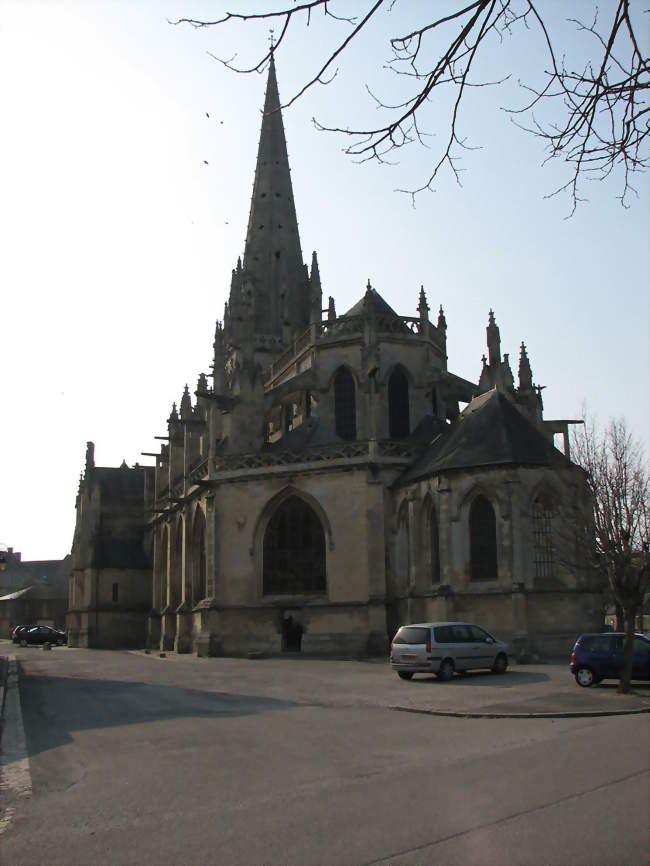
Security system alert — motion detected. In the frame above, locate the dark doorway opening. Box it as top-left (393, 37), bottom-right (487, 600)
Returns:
top-left (282, 614), bottom-right (303, 652)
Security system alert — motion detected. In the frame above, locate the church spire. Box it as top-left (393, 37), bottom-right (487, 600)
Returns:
top-left (242, 54), bottom-right (307, 342)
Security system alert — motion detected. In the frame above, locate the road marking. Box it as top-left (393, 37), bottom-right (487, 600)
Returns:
top-left (0, 657), bottom-right (32, 836)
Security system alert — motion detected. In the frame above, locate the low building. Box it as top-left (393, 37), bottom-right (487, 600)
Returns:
top-left (0, 546), bottom-right (70, 637)
top-left (66, 445), bottom-right (153, 648)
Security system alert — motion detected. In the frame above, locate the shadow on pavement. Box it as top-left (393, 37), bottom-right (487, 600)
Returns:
top-left (17, 670), bottom-right (306, 761)
top-left (407, 669), bottom-right (552, 688)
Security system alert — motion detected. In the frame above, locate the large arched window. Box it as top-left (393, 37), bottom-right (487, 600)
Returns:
top-left (191, 508), bottom-right (207, 605)
top-left (388, 367), bottom-right (410, 439)
top-left (263, 496), bottom-right (326, 595)
top-left (469, 495), bottom-right (498, 581)
top-left (429, 504), bottom-right (441, 584)
top-left (533, 495), bottom-right (554, 578)
top-left (334, 367), bottom-right (356, 440)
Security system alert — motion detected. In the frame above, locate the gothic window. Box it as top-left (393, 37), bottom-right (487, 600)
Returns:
top-left (160, 526), bottom-right (168, 611)
top-left (533, 496), bottom-right (554, 578)
top-left (170, 522), bottom-right (183, 607)
top-left (263, 496), bottom-right (326, 595)
top-left (469, 495), bottom-right (498, 581)
top-left (334, 368), bottom-right (356, 440)
top-left (192, 509), bottom-right (207, 605)
top-left (394, 501), bottom-right (410, 595)
top-left (429, 504), bottom-right (441, 583)
top-left (388, 367), bottom-right (410, 439)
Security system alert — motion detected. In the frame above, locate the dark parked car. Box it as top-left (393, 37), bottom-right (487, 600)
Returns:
top-left (12, 624), bottom-right (36, 643)
top-left (570, 632), bottom-right (650, 687)
top-left (18, 625), bottom-right (67, 647)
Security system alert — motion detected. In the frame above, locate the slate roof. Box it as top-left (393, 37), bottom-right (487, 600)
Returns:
top-left (343, 287), bottom-right (402, 319)
top-left (400, 389), bottom-right (569, 483)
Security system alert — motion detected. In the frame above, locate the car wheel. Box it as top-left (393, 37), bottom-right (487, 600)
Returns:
top-left (437, 659), bottom-right (455, 681)
top-left (492, 653), bottom-right (508, 674)
top-left (575, 666), bottom-right (596, 687)
top-left (398, 671), bottom-right (414, 681)
top-left (20, 639), bottom-right (27, 647)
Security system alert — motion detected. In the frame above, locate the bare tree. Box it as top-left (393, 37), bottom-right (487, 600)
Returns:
top-left (572, 415), bottom-right (649, 694)
top-left (175, 1), bottom-right (649, 213)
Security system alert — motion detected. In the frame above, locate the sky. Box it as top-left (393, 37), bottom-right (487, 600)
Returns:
top-left (1, 1), bottom-right (648, 561)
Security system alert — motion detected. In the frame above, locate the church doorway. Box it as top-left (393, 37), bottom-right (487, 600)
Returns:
top-left (281, 611), bottom-right (303, 652)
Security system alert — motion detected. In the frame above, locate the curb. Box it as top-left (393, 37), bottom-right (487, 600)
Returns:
top-left (390, 704), bottom-right (650, 720)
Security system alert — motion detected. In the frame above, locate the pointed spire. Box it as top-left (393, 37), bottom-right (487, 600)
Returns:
top-left (486, 308), bottom-right (501, 366)
top-left (437, 304), bottom-right (447, 332)
top-left (197, 372), bottom-right (208, 393)
top-left (310, 250), bottom-right (322, 324)
top-left (417, 285), bottom-right (429, 322)
top-left (180, 384), bottom-right (192, 420)
top-left (168, 402), bottom-right (179, 424)
top-left (518, 341), bottom-right (533, 390)
top-left (242, 54), bottom-right (307, 341)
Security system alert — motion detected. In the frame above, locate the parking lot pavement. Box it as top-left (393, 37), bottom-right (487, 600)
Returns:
top-left (2, 642), bottom-right (649, 720)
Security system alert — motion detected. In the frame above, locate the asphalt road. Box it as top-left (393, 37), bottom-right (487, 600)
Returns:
top-left (1, 646), bottom-right (649, 866)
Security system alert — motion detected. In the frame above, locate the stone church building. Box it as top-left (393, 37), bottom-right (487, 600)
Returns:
top-left (67, 57), bottom-right (602, 657)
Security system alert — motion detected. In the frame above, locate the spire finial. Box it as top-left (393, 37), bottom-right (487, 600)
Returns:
top-left (180, 385), bottom-right (193, 421)
top-left (486, 308), bottom-right (501, 366)
top-left (417, 285), bottom-right (429, 321)
top-left (269, 28), bottom-right (275, 51)
top-left (519, 341), bottom-right (533, 390)
top-left (437, 304), bottom-right (447, 332)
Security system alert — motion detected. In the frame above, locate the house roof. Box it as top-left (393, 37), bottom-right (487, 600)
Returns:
top-left (399, 389), bottom-right (569, 483)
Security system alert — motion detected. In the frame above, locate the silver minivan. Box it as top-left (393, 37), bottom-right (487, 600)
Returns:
top-left (390, 621), bottom-right (509, 681)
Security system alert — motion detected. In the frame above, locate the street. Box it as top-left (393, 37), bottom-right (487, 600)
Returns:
top-left (1, 646), bottom-right (649, 866)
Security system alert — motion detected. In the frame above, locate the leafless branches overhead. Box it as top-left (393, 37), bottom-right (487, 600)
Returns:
top-left (175, 1), bottom-right (649, 212)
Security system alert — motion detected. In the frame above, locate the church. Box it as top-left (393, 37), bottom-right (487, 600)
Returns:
top-left (66, 57), bottom-right (603, 658)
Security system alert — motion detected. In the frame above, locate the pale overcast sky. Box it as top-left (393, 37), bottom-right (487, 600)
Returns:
top-left (1, 1), bottom-right (648, 560)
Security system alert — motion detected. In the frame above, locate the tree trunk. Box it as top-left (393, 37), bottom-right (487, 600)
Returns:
top-left (616, 605), bottom-right (637, 694)
top-left (615, 601), bottom-right (624, 631)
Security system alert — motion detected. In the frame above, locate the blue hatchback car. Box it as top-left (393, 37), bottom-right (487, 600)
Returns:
top-left (570, 632), bottom-right (650, 687)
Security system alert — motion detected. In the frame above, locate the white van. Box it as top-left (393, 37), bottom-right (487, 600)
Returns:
top-left (390, 621), bottom-right (509, 681)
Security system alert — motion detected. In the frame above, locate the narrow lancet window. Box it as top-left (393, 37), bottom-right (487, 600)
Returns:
top-left (334, 368), bottom-right (356, 440)
top-left (470, 495), bottom-right (498, 581)
top-left (389, 367), bottom-right (410, 439)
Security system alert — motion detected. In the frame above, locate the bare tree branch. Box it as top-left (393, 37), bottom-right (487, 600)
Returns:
top-left (177, 1), bottom-right (649, 211)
